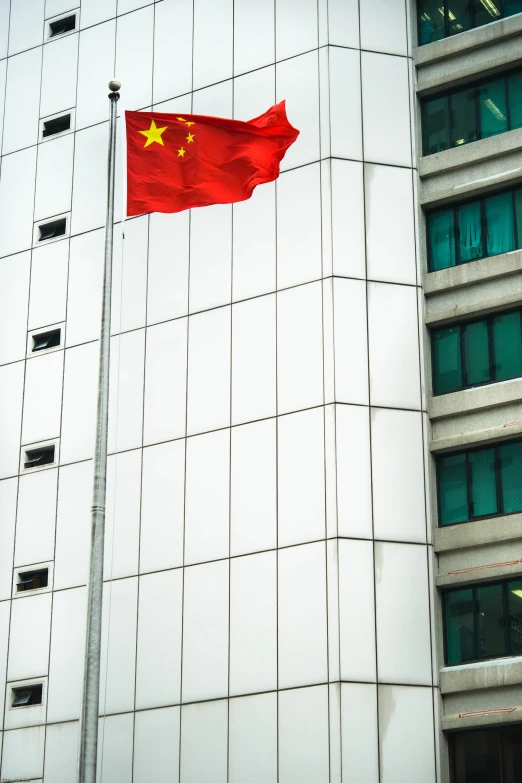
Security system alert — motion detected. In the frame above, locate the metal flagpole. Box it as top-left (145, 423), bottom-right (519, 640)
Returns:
top-left (77, 79), bottom-right (121, 783)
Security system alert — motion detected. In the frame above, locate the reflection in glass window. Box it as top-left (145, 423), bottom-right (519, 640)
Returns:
top-left (418, 0), bottom-right (522, 45)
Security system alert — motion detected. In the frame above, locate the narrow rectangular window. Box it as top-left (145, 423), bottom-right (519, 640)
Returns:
top-left (438, 452), bottom-right (468, 526)
top-left (491, 311), bottom-right (522, 381)
top-left (449, 0), bottom-right (473, 35)
top-left (432, 326), bottom-right (462, 394)
top-left (24, 445), bottom-right (55, 470)
top-left (462, 319), bottom-right (490, 387)
top-left (42, 114), bottom-right (71, 138)
top-left (469, 448), bottom-right (497, 518)
top-left (423, 96), bottom-right (450, 155)
top-left (451, 86), bottom-right (477, 148)
top-left (476, 582), bottom-right (506, 659)
top-left (514, 188), bottom-right (522, 248)
top-left (12, 683), bottom-right (43, 707)
top-left (32, 328), bottom-right (61, 352)
top-left (499, 440), bottom-right (522, 514)
top-left (16, 568), bottom-right (48, 593)
top-left (450, 728), bottom-right (503, 783)
top-left (38, 217), bottom-right (66, 242)
top-left (480, 78), bottom-right (509, 140)
top-left (444, 587), bottom-right (475, 665)
top-left (507, 71), bottom-right (522, 130)
top-left (418, 0), bottom-right (446, 44)
top-left (507, 579), bottom-right (522, 656)
top-left (473, 0), bottom-right (504, 27)
top-left (457, 201), bottom-right (483, 262)
top-left (427, 209), bottom-right (456, 271)
top-left (49, 14), bottom-right (76, 36)
top-left (485, 191), bottom-right (515, 256)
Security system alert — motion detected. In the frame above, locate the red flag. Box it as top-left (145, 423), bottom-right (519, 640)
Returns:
top-left (125, 102), bottom-right (299, 217)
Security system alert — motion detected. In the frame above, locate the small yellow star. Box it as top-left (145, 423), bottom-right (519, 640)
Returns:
top-left (178, 147), bottom-right (186, 157)
top-left (186, 132), bottom-right (195, 143)
top-left (186, 121), bottom-right (195, 126)
top-left (139, 119), bottom-right (167, 148)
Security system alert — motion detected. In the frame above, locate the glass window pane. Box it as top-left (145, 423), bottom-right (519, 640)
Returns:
top-left (418, 0), bottom-right (446, 44)
top-left (507, 580), bottom-right (522, 656)
top-left (515, 189), bottom-right (522, 249)
top-left (463, 319), bottom-right (491, 386)
top-left (505, 0), bottom-right (522, 15)
top-left (438, 453), bottom-right (469, 526)
top-left (458, 201), bottom-right (483, 262)
top-left (492, 311), bottom-right (522, 381)
top-left (477, 583), bottom-right (506, 659)
top-left (502, 726), bottom-right (522, 783)
top-left (499, 441), bottom-right (522, 514)
top-left (445, 588), bottom-right (475, 665)
top-left (452, 730), bottom-right (502, 783)
top-left (485, 192), bottom-right (515, 257)
top-left (432, 326), bottom-right (463, 394)
top-left (449, 0), bottom-right (472, 34)
top-left (469, 448), bottom-right (498, 517)
top-left (480, 78), bottom-right (508, 139)
top-left (472, 0), bottom-right (503, 28)
top-left (428, 209), bottom-right (456, 271)
top-left (451, 87), bottom-right (478, 147)
top-left (507, 71), bottom-right (522, 131)
top-left (423, 96), bottom-right (450, 155)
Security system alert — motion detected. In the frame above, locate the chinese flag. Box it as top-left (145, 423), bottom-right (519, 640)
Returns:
top-left (125, 101), bottom-right (299, 217)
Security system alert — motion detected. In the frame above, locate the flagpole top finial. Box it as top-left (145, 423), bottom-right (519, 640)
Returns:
top-left (108, 80), bottom-right (121, 93)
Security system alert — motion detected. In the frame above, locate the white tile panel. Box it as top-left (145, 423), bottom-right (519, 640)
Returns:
top-left (338, 539), bottom-right (376, 682)
top-left (230, 418), bottom-right (276, 557)
top-left (100, 577), bottom-right (138, 715)
top-left (80, 0), bottom-right (116, 28)
top-left (327, 0), bottom-right (359, 48)
top-left (278, 542), bottom-right (328, 689)
top-left (60, 342), bottom-right (99, 464)
top-left (0, 362), bottom-right (25, 479)
top-left (277, 281), bottom-right (323, 415)
top-left (180, 699), bottom-right (228, 783)
top-left (277, 164), bottom-right (321, 290)
top-left (333, 278), bottom-right (368, 405)
top-left (47, 587), bottom-right (86, 723)
top-left (276, 0), bottom-right (317, 60)
top-left (76, 21), bottom-right (116, 129)
top-left (232, 294), bottom-right (276, 425)
top-left (143, 318), bottom-right (187, 445)
top-left (278, 407), bottom-right (325, 547)
top-left (115, 5), bottom-right (153, 111)
top-left (0, 146), bottom-right (37, 258)
top-left (97, 713), bottom-right (134, 783)
top-left (21, 350), bottom-right (64, 446)
top-left (182, 559), bottom-right (229, 702)
top-left (1, 726), bottom-right (45, 782)
top-left (368, 282), bottom-right (421, 410)
top-left (147, 211), bottom-right (189, 325)
top-left (276, 51), bottom-right (320, 171)
top-left (43, 721), bottom-right (79, 783)
top-left (189, 203), bottom-right (232, 314)
top-left (186, 306), bottom-right (231, 436)
top-left (0, 478), bottom-right (17, 601)
top-left (192, 0), bottom-right (232, 90)
top-left (140, 440), bottom-right (185, 573)
top-left (341, 683), bottom-right (379, 783)
top-left (66, 229), bottom-right (104, 347)
top-left (2, 48), bottom-right (41, 155)
top-left (279, 685), bottom-right (329, 783)
top-left (0, 0), bottom-right (9, 58)
top-left (230, 552), bottom-right (277, 696)
top-left (0, 251), bottom-right (30, 365)
top-left (40, 33), bottom-right (78, 119)
top-left (234, 0), bottom-right (274, 75)
top-left (331, 160), bottom-right (365, 279)
top-left (135, 569), bottom-right (183, 711)
top-left (372, 408), bottom-right (427, 544)
top-left (8, 593), bottom-right (52, 681)
top-left (71, 122), bottom-right (108, 235)
top-left (361, 52), bottom-right (412, 168)
top-left (15, 468), bottom-right (57, 567)
top-left (329, 46), bottom-right (362, 161)
top-left (111, 217), bottom-right (147, 334)
top-left (45, 0), bottom-right (79, 15)
top-left (365, 164), bottom-right (416, 285)
top-left (104, 450), bottom-right (141, 580)
top-left (375, 542), bottom-right (432, 686)
top-left (0, 593), bottom-right (10, 724)
top-left (378, 685), bottom-right (435, 783)
top-left (232, 181), bottom-right (276, 302)
top-left (28, 241), bottom-right (68, 331)
top-left (360, 0), bottom-right (408, 56)
top-left (184, 428), bottom-right (230, 565)
top-left (153, 0), bottom-right (192, 104)
top-left (133, 706), bottom-right (180, 783)
top-left (108, 329), bottom-right (145, 454)
top-left (229, 693), bottom-right (277, 783)
top-left (0, 59), bottom-right (6, 151)
top-left (8, 0), bottom-right (44, 55)
top-left (54, 460), bottom-right (92, 589)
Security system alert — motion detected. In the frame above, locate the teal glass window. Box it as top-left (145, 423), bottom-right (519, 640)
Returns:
top-left (422, 68), bottom-right (522, 155)
top-left (432, 326), bottom-right (462, 394)
top-left (437, 439), bottom-right (522, 525)
top-left (427, 185), bottom-right (522, 272)
top-left (492, 311), bottom-right (522, 381)
top-left (451, 725), bottom-right (522, 783)
top-left (444, 579), bottom-right (522, 665)
top-left (418, 0), bottom-right (446, 44)
top-left (418, 0), bottom-right (522, 46)
top-left (463, 320), bottom-right (490, 386)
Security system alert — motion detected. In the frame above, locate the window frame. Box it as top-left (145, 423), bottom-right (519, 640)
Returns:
top-left (418, 0), bottom-right (519, 46)
top-left (448, 722), bottom-right (522, 782)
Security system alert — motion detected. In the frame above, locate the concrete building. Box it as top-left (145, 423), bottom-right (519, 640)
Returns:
top-left (0, 0), bottom-right (520, 781)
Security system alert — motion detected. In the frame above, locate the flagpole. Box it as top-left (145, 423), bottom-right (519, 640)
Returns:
top-left (77, 79), bottom-right (121, 783)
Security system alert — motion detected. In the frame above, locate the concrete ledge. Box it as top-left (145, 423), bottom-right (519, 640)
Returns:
top-left (441, 657), bottom-right (522, 695)
top-left (436, 558), bottom-right (522, 587)
top-left (442, 705), bottom-right (522, 731)
top-left (434, 514), bottom-right (522, 553)
top-left (429, 379), bottom-right (522, 421)
top-left (419, 128), bottom-right (522, 180)
top-left (423, 251), bottom-right (522, 296)
top-left (425, 290), bottom-right (522, 326)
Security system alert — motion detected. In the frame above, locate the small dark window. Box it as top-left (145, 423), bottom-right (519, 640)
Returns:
top-left (24, 445), bottom-right (55, 470)
top-left (418, 0), bottom-right (522, 47)
top-left (49, 15), bottom-right (76, 36)
top-left (38, 218), bottom-right (66, 242)
top-left (16, 568), bottom-right (49, 593)
top-left (42, 114), bottom-right (71, 138)
top-left (12, 683), bottom-right (43, 707)
top-left (32, 329), bottom-right (61, 352)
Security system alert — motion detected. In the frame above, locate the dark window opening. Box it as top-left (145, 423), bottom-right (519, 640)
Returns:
top-left (49, 15), bottom-right (76, 36)
top-left (38, 218), bottom-right (66, 242)
top-left (24, 445), bottom-right (55, 470)
top-left (16, 568), bottom-right (49, 593)
top-left (32, 329), bottom-right (61, 352)
top-left (418, 0), bottom-right (522, 46)
top-left (12, 683), bottom-right (43, 707)
top-left (42, 114), bottom-right (71, 138)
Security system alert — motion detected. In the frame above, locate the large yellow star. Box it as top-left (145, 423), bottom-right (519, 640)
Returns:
top-left (139, 119), bottom-right (167, 148)
top-left (178, 147), bottom-right (186, 157)
top-left (186, 132), bottom-right (195, 143)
